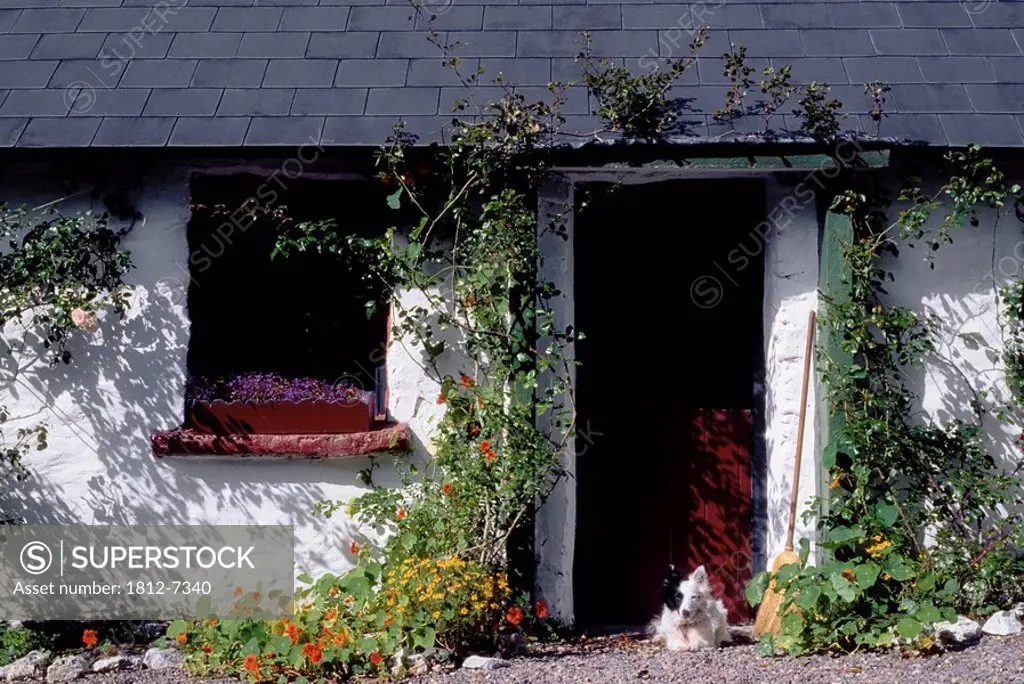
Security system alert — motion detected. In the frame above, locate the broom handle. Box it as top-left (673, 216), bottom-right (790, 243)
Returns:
top-left (785, 309), bottom-right (816, 553)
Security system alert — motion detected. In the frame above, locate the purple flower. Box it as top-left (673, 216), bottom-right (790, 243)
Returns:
top-left (185, 372), bottom-right (366, 404)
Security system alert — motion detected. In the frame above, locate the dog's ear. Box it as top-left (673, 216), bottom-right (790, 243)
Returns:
top-left (690, 565), bottom-right (710, 586)
top-left (662, 565), bottom-right (683, 610)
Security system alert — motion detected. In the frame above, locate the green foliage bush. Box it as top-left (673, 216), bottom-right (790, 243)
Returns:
top-left (0, 624), bottom-right (56, 666)
top-left (748, 147), bottom-right (1024, 654)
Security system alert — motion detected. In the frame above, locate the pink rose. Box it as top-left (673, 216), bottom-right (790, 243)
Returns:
top-left (71, 308), bottom-right (98, 333)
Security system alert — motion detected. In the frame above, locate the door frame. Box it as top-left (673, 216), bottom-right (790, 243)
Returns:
top-left (533, 151), bottom-right (889, 626)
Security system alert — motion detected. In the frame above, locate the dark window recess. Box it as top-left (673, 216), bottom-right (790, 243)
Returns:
top-left (184, 173), bottom-right (391, 430)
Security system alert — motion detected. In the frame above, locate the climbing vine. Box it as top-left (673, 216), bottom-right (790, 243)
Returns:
top-left (0, 203), bottom-right (134, 524)
top-left (748, 146), bottom-right (1024, 654)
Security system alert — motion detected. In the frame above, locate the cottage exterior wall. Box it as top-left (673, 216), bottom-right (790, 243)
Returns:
top-left (0, 158), bottom-right (446, 583)
top-left (4, 158), bottom-right (1024, 625)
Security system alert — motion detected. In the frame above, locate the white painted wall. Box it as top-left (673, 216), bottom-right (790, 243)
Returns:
top-left (0, 158), bottom-right (449, 585)
top-left (4, 157), bottom-right (1022, 626)
top-left (881, 174), bottom-right (1024, 496)
top-left (761, 176), bottom-right (821, 568)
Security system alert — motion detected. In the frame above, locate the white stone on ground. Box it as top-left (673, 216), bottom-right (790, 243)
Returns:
top-left (982, 610), bottom-right (1023, 636)
top-left (45, 654), bottom-right (90, 684)
top-left (91, 655), bottom-right (141, 673)
top-left (462, 655), bottom-right (510, 670)
top-left (142, 647), bottom-right (185, 670)
top-left (1, 651), bottom-right (52, 681)
top-left (933, 617), bottom-right (982, 645)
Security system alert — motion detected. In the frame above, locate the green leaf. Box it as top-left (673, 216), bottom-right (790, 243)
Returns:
top-left (798, 538), bottom-right (810, 567)
top-left (822, 441), bottom-right (838, 470)
top-left (831, 573), bottom-right (857, 602)
top-left (897, 617), bottom-right (922, 639)
top-left (916, 603), bottom-right (941, 623)
top-left (774, 562), bottom-right (801, 585)
top-left (780, 611), bottom-right (805, 634)
top-left (873, 502), bottom-right (898, 527)
top-left (885, 561), bottom-right (914, 582)
top-left (745, 572), bottom-right (771, 608)
top-left (916, 572), bottom-right (936, 593)
top-left (755, 635), bottom-right (776, 657)
top-left (940, 607), bottom-right (959, 623)
top-left (297, 573), bottom-right (314, 584)
top-left (794, 585), bottom-right (822, 611)
top-left (272, 636), bottom-right (293, 655)
top-left (876, 631), bottom-right (895, 648)
top-left (386, 188), bottom-right (402, 210)
top-left (854, 563), bottom-right (881, 590)
top-left (400, 532), bottom-right (416, 551)
top-left (827, 525), bottom-right (865, 545)
top-left (166, 620), bottom-right (187, 638)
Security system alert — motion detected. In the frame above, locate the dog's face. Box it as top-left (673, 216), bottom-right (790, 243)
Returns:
top-left (673, 565), bottom-right (713, 625)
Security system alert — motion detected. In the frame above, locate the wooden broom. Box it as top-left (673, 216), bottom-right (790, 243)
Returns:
top-left (753, 309), bottom-right (816, 639)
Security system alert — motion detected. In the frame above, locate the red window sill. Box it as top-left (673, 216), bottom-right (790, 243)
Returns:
top-left (151, 422), bottom-right (410, 459)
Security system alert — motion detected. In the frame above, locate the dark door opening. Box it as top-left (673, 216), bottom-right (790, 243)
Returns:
top-left (573, 179), bottom-right (765, 629)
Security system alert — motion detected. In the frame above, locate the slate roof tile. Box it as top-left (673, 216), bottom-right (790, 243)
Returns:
top-left (168, 115), bottom-right (248, 145)
top-left (217, 87), bottom-right (295, 116)
top-left (92, 116), bottom-right (174, 145)
top-left (6, 0), bottom-right (1024, 147)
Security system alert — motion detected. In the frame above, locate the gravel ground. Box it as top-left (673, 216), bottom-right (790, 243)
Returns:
top-left (410, 631), bottom-right (1024, 684)
top-left (15, 631), bottom-right (1024, 684)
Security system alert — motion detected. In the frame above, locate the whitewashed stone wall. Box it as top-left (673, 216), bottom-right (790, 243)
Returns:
top-left (881, 174), bottom-right (1024, 498)
top-left (4, 157), bottom-right (1023, 626)
top-left (0, 157), bottom-right (448, 583)
top-left (761, 176), bottom-right (821, 568)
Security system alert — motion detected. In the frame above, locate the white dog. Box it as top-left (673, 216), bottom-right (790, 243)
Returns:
top-left (650, 564), bottom-right (731, 652)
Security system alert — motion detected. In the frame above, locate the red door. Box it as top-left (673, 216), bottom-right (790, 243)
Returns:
top-left (678, 408), bottom-right (753, 623)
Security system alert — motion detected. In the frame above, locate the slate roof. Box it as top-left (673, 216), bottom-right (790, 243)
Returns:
top-left (1, 0), bottom-right (1024, 148)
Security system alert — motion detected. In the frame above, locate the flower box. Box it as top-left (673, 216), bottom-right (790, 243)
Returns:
top-left (184, 373), bottom-right (377, 435)
top-left (186, 396), bottom-right (374, 435)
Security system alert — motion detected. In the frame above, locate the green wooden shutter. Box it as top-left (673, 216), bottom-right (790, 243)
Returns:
top-left (818, 210), bottom-right (854, 521)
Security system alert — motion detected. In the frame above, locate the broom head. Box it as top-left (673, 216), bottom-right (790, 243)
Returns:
top-left (752, 548), bottom-right (800, 639)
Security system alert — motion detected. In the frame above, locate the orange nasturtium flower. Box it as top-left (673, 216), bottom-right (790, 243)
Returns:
top-left (369, 651), bottom-right (384, 666)
top-left (535, 600), bottom-right (550, 619)
top-left (302, 643), bottom-right (323, 664)
top-left (202, 645), bottom-right (213, 654)
top-left (506, 606), bottom-right (523, 625)
top-left (82, 630), bottom-right (99, 648)
top-left (459, 373), bottom-right (474, 388)
top-left (485, 449), bottom-right (497, 461)
top-left (243, 655), bottom-right (259, 673)
top-left (175, 632), bottom-right (188, 644)
top-left (443, 483), bottom-right (453, 495)
top-left (350, 541), bottom-right (360, 554)
top-left (437, 393), bottom-right (448, 405)
top-left (284, 622), bottom-right (300, 644)
top-left (396, 506), bottom-right (407, 521)
top-left (480, 440), bottom-right (490, 453)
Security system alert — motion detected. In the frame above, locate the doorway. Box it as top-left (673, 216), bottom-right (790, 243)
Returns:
top-left (572, 178), bottom-right (766, 628)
